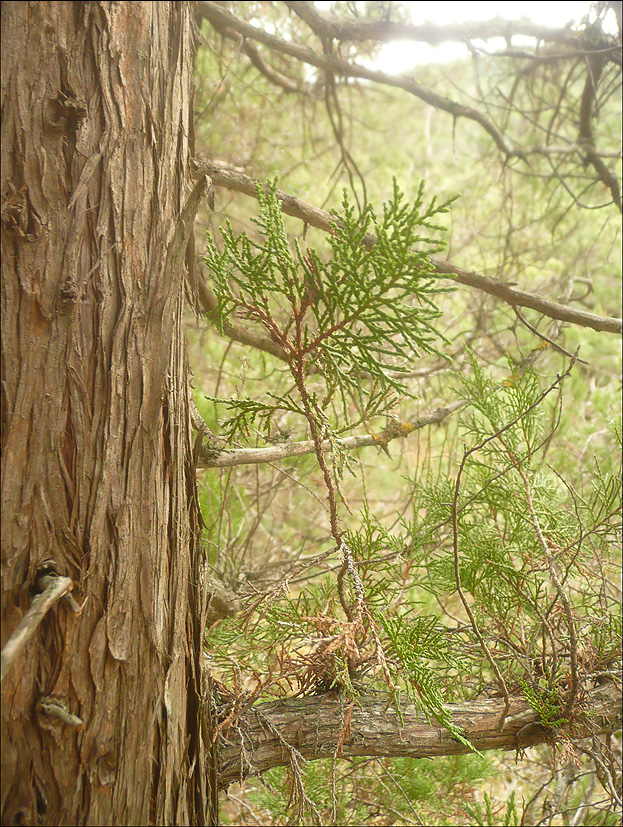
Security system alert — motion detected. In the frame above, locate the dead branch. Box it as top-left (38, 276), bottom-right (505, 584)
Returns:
top-left (216, 681), bottom-right (622, 789)
top-left (1, 575), bottom-right (74, 683)
top-left (197, 402), bottom-right (466, 468)
top-left (195, 1), bottom-right (584, 49)
top-left (195, 2), bottom-right (517, 157)
top-left (282, 1), bottom-right (583, 46)
top-left (197, 4), bottom-right (310, 95)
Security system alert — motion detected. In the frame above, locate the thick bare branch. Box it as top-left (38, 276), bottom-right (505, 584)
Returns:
top-left (195, 2), bottom-right (517, 156)
top-left (195, 159), bottom-right (623, 336)
top-left (283, 1), bottom-right (583, 47)
top-left (433, 259), bottom-right (622, 335)
top-left (216, 681), bottom-right (622, 789)
top-left (197, 402), bottom-right (466, 468)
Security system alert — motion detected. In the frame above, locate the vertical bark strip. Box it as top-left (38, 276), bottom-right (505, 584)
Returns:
top-left (1, 2), bottom-right (215, 824)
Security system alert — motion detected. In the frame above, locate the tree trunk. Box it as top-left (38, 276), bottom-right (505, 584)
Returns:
top-left (216, 683), bottom-right (623, 789)
top-left (1, 2), bottom-right (217, 825)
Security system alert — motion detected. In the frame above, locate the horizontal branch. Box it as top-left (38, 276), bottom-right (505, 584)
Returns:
top-left (195, 159), bottom-right (623, 336)
top-left (283, 1), bottom-right (582, 47)
top-left (216, 681), bottom-right (622, 789)
top-left (197, 402), bottom-right (466, 468)
top-left (432, 259), bottom-right (622, 334)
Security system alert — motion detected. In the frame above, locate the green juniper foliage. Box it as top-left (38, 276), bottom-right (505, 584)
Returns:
top-left (401, 356), bottom-right (621, 703)
top-left (464, 790), bottom-right (519, 827)
top-left (205, 346), bottom-right (620, 705)
top-left (378, 613), bottom-right (476, 750)
top-left (202, 178), bottom-right (457, 444)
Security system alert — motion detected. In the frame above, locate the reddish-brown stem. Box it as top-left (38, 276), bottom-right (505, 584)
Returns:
top-left (300, 316), bottom-right (352, 357)
top-left (291, 360), bottom-right (341, 544)
top-left (287, 307), bottom-right (360, 626)
top-left (237, 301), bottom-right (293, 354)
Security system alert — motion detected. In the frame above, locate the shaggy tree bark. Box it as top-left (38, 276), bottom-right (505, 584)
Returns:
top-left (216, 683), bottom-right (623, 789)
top-left (1, 3), bottom-right (217, 825)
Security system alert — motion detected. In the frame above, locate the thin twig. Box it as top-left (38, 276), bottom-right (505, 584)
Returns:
top-left (518, 466), bottom-right (579, 719)
top-left (513, 305), bottom-right (589, 364)
top-left (451, 355), bottom-right (578, 728)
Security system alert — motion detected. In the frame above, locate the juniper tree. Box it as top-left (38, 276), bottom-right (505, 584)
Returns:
top-left (2, 3), bottom-right (620, 826)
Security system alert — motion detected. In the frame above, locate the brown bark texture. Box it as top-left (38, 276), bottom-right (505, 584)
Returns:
top-left (217, 683), bottom-right (623, 789)
top-left (1, 3), bottom-right (216, 825)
